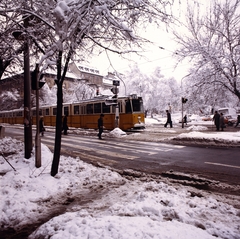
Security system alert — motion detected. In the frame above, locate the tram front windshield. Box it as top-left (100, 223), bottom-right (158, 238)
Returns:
top-left (126, 98), bottom-right (143, 113)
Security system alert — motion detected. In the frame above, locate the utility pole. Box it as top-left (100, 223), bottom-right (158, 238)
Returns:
top-left (112, 80), bottom-right (120, 127)
top-left (32, 64), bottom-right (45, 167)
top-left (34, 64), bottom-right (41, 167)
top-left (182, 98), bottom-right (184, 128)
top-left (23, 15), bottom-right (33, 159)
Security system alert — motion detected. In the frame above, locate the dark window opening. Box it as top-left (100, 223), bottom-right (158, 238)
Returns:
top-left (132, 99), bottom-right (142, 112)
top-left (94, 103), bottom-right (101, 114)
top-left (74, 105), bottom-right (80, 115)
top-left (87, 104), bottom-right (93, 114)
top-left (64, 106), bottom-right (69, 116)
top-left (103, 103), bottom-right (111, 113)
top-left (45, 109), bottom-right (50, 116)
top-left (126, 100), bottom-right (132, 113)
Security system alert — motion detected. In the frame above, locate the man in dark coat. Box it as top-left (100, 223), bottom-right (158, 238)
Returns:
top-left (164, 110), bottom-right (172, 128)
top-left (62, 113), bottom-right (68, 135)
top-left (219, 113), bottom-right (225, 131)
top-left (213, 111), bottom-right (220, 131)
top-left (97, 114), bottom-right (104, 139)
top-left (39, 116), bottom-right (45, 136)
top-left (235, 115), bottom-right (240, 128)
top-left (183, 115), bottom-right (187, 125)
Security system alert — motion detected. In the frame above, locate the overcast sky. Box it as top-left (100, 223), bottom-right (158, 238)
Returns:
top-left (90, 0), bottom-right (211, 81)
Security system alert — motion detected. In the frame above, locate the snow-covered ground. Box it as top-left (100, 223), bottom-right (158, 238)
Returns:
top-left (0, 117), bottom-right (240, 238)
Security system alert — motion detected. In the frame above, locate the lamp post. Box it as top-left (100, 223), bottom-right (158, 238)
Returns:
top-left (13, 14), bottom-right (33, 159)
top-left (112, 80), bottom-right (120, 127)
top-left (180, 74), bottom-right (190, 129)
top-left (23, 37), bottom-right (33, 159)
top-left (13, 15), bottom-right (33, 159)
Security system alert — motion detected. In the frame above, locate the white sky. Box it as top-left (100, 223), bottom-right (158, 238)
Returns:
top-left (90, 0), bottom-right (212, 81)
top-left (1, 117), bottom-right (240, 238)
top-left (90, 25), bottom-right (189, 81)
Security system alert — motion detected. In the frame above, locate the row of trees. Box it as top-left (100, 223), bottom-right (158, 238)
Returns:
top-left (173, 0), bottom-right (240, 107)
top-left (0, 0), bottom-right (175, 176)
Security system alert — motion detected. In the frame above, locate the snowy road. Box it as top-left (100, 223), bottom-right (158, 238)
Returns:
top-left (4, 126), bottom-right (240, 196)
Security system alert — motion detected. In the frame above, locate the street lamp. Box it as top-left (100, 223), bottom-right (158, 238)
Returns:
top-left (13, 17), bottom-right (33, 159)
top-left (181, 74), bottom-right (190, 128)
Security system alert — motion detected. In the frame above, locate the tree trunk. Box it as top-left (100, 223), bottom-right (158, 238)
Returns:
top-left (51, 50), bottom-right (63, 177)
top-left (50, 83), bottom-right (63, 176)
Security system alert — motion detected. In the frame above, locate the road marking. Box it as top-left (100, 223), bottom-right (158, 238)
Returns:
top-left (43, 135), bottom-right (173, 154)
top-left (72, 151), bottom-right (117, 165)
top-left (62, 142), bottom-right (138, 160)
top-left (42, 137), bottom-right (138, 160)
top-left (205, 162), bottom-right (240, 169)
top-left (41, 135), bottom-right (184, 158)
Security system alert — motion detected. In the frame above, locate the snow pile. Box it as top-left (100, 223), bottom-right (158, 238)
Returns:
top-left (176, 131), bottom-right (240, 144)
top-left (186, 125), bottom-right (208, 131)
top-left (109, 127), bottom-right (127, 137)
top-left (0, 137), bottom-right (240, 239)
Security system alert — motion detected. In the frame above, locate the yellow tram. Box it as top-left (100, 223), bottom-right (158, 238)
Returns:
top-left (0, 94), bottom-right (145, 131)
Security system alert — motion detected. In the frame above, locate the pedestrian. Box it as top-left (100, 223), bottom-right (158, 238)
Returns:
top-left (213, 111), bottom-right (220, 131)
top-left (183, 115), bottom-right (187, 125)
top-left (164, 110), bottom-right (172, 128)
top-left (97, 114), bottom-right (104, 139)
top-left (235, 115), bottom-right (240, 128)
top-left (219, 113), bottom-right (225, 131)
top-left (39, 116), bottom-right (45, 136)
top-left (62, 113), bottom-right (68, 135)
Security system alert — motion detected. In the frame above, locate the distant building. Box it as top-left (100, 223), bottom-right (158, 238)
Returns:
top-left (0, 62), bottom-right (117, 111)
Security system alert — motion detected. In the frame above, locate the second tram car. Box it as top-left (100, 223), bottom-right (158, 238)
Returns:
top-left (0, 95), bottom-right (145, 131)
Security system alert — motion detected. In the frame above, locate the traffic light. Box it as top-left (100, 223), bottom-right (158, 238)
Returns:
top-left (113, 80), bottom-right (120, 86)
top-left (182, 97), bottom-right (188, 104)
top-left (31, 71), bottom-right (45, 90)
top-left (31, 70), bottom-right (37, 90)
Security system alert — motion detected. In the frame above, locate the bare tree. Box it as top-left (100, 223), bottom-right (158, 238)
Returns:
top-left (0, 0), bottom-right (57, 78)
top-left (124, 65), bottom-right (180, 113)
top-left (1, 0), bottom-right (175, 176)
top-left (37, 0), bottom-right (175, 176)
top-left (173, 0), bottom-right (240, 104)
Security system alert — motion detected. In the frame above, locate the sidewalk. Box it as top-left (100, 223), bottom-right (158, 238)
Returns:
top-left (124, 123), bottom-right (240, 148)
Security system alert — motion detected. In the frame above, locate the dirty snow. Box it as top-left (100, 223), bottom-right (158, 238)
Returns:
top-left (0, 117), bottom-right (240, 238)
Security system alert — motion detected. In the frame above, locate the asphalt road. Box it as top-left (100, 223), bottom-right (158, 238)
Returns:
top-left (3, 125), bottom-right (240, 195)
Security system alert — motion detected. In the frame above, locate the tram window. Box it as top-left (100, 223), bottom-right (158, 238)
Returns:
top-left (86, 104), bottom-right (93, 114)
top-left (64, 106), bottom-right (69, 116)
top-left (125, 100), bottom-right (132, 113)
top-left (45, 108), bottom-right (50, 116)
top-left (74, 105), bottom-right (80, 115)
top-left (94, 103), bottom-right (101, 114)
top-left (17, 111), bottom-right (23, 117)
top-left (132, 99), bottom-right (141, 112)
top-left (53, 107), bottom-right (57, 116)
top-left (102, 103), bottom-right (110, 113)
